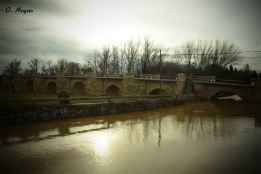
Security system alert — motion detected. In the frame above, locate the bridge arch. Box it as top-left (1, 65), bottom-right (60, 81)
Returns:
top-left (47, 81), bottom-right (57, 94)
top-left (72, 81), bottom-right (86, 95)
top-left (105, 84), bottom-right (120, 96)
top-left (148, 88), bottom-right (167, 95)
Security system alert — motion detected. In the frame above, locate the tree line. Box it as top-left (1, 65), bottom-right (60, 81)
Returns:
top-left (1, 39), bottom-right (260, 81)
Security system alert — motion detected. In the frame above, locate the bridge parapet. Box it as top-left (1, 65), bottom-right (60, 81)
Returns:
top-left (134, 74), bottom-right (177, 82)
top-left (192, 75), bottom-right (216, 83)
top-left (134, 74), bottom-right (160, 79)
top-left (96, 74), bottom-right (123, 79)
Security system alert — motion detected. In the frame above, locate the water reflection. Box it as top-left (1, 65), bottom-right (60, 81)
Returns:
top-left (0, 102), bottom-right (258, 146)
top-left (91, 132), bottom-right (113, 157)
top-left (0, 102), bottom-right (260, 174)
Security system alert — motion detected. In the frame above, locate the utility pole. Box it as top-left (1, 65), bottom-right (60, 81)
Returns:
top-left (159, 49), bottom-right (162, 76)
top-left (159, 49), bottom-right (162, 91)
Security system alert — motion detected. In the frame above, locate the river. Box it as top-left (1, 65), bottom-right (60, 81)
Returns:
top-left (0, 101), bottom-right (261, 174)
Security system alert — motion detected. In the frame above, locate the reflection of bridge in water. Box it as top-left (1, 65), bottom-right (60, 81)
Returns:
top-left (0, 103), bottom-right (258, 147)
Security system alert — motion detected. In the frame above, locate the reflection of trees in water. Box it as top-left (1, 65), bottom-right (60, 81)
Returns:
top-left (142, 118), bottom-right (150, 143)
top-left (178, 116), bottom-right (230, 140)
top-left (0, 120), bottom-right (112, 145)
top-left (124, 118), bottom-right (147, 145)
top-left (120, 111), bottom-right (164, 147)
top-left (0, 109), bottom-right (252, 146)
top-left (123, 112), bottom-right (238, 147)
top-left (170, 106), bottom-right (237, 141)
top-left (158, 117), bottom-right (162, 147)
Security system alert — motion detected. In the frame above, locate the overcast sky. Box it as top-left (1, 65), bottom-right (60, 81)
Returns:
top-left (0, 0), bottom-right (261, 70)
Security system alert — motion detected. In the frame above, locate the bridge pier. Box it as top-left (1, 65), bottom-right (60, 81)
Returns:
top-left (175, 73), bottom-right (187, 97)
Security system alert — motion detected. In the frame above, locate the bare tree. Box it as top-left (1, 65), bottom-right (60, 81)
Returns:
top-left (157, 49), bottom-right (167, 75)
top-left (45, 60), bottom-right (56, 75)
top-left (81, 64), bottom-right (93, 75)
top-left (84, 50), bottom-right (99, 74)
top-left (124, 40), bottom-right (140, 74)
top-left (243, 64), bottom-right (250, 72)
top-left (211, 40), bottom-right (240, 67)
top-left (111, 46), bottom-right (120, 74)
top-left (41, 60), bottom-right (55, 75)
top-left (140, 39), bottom-right (161, 74)
top-left (3, 59), bottom-right (22, 77)
top-left (65, 61), bottom-right (81, 75)
top-left (140, 39), bottom-right (153, 74)
top-left (181, 42), bottom-right (194, 66)
top-left (141, 39), bottom-right (151, 74)
top-left (81, 57), bottom-right (94, 75)
top-left (176, 40), bottom-right (240, 69)
top-left (55, 59), bottom-right (68, 74)
top-left (27, 58), bottom-right (40, 75)
top-left (2, 59), bottom-right (22, 94)
top-left (98, 47), bottom-right (111, 75)
top-left (92, 50), bottom-right (99, 73)
top-left (119, 45), bottom-right (127, 74)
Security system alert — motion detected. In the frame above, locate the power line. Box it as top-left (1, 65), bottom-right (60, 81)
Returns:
top-left (242, 50), bottom-right (261, 53)
top-left (173, 48), bottom-right (261, 53)
top-left (169, 54), bottom-right (261, 59)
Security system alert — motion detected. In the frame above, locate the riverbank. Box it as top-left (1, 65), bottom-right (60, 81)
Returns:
top-left (1, 94), bottom-right (259, 125)
top-left (1, 96), bottom-right (189, 125)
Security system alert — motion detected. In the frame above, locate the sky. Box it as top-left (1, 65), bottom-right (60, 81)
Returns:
top-left (0, 0), bottom-right (261, 71)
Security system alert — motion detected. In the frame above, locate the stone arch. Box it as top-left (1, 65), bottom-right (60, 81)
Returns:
top-left (105, 84), bottom-right (120, 96)
top-left (149, 88), bottom-right (166, 95)
top-left (47, 81), bottom-right (57, 94)
top-left (72, 81), bottom-right (85, 95)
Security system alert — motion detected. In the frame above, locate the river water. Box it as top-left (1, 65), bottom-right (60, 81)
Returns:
top-left (0, 102), bottom-right (261, 174)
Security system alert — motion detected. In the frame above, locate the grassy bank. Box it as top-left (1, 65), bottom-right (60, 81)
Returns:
top-left (0, 95), bottom-right (179, 125)
top-left (1, 95), bottom-right (175, 106)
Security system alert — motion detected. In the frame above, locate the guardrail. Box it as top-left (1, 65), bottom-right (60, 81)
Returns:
top-left (96, 74), bottom-right (123, 78)
top-left (191, 75), bottom-right (252, 85)
top-left (192, 75), bottom-right (216, 84)
top-left (215, 79), bottom-right (250, 84)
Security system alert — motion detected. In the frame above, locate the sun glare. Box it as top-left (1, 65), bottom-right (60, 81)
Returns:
top-left (91, 132), bottom-right (113, 157)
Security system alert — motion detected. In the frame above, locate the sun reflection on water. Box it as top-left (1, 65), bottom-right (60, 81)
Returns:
top-left (91, 132), bottom-right (114, 157)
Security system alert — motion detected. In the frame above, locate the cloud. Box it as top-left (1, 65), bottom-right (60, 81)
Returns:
top-left (0, 0), bottom-right (91, 67)
top-left (23, 27), bottom-right (42, 32)
top-left (0, 0), bottom-right (261, 70)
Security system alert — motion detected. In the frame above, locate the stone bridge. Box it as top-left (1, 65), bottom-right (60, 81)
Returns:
top-left (0, 74), bottom-right (186, 97)
top-left (190, 75), bottom-right (260, 101)
top-left (1, 73), bottom-right (260, 100)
